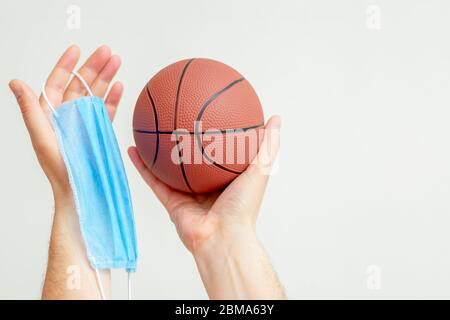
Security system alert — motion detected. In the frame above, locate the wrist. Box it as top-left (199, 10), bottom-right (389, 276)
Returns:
top-left (52, 186), bottom-right (74, 211)
top-left (192, 226), bottom-right (264, 299)
top-left (193, 224), bottom-right (258, 261)
top-left (52, 190), bottom-right (80, 232)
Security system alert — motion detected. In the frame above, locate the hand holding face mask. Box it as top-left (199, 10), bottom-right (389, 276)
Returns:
top-left (9, 45), bottom-right (131, 299)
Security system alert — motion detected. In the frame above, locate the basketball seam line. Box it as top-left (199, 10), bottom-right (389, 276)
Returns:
top-left (133, 123), bottom-right (264, 135)
top-left (174, 59), bottom-right (195, 193)
top-left (145, 85), bottom-right (159, 169)
top-left (195, 77), bottom-right (249, 175)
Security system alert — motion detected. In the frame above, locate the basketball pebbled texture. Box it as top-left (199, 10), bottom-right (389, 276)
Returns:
top-left (133, 58), bottom-right (264, 193)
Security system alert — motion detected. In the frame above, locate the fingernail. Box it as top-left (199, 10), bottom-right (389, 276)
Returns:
top-left (8, 81), bottom-right (22, 99)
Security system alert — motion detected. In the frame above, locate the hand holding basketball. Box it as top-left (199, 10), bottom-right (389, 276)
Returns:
top-left (128, 115), bottom-right (280, 254)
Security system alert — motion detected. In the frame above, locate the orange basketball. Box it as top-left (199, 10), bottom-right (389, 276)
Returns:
top-left (133, 58), bottom-right (264, 193)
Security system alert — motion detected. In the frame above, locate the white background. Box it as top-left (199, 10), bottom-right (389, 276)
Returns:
top-left (1, 0), bottom-right (450, 299)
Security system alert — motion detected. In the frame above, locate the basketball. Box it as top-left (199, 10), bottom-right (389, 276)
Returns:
top-left (133, 58), bottom-right (264, 193)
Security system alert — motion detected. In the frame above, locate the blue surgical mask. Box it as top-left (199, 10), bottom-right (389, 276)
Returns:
top-left (42, 72), bottom-right (138, 299)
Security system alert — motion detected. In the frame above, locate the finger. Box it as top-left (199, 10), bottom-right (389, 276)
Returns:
top-left (104, 82), bottom-right (123, 120)
top-left (39, 45), bottom-right (80, 110)
top-left (63, 45), bottom-right (112, 101)
top-left (242, 115), bottom-right (281, 186)
top-left (90, 55), bottom-right (121, 98)
top-left (128, 146), bottom-right (191, 213)
top-left (10, 80), bottom-right (54, 147)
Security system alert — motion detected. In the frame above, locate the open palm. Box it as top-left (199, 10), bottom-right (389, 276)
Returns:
top-left (10, 45), bottom-right (123, 197)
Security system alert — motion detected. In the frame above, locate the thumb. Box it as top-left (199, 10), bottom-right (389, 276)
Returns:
top-left (246, 115), bottom-right (281, 180)
top-left (9, 79), bottom-right (53, 146)
top-left (222, 115), bottom-right (281, 221)
top-left (231, 115), bottom-right (281, 192)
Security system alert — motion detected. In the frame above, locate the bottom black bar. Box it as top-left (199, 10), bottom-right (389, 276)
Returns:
top-left (0, 300), bottom-right (438, 318)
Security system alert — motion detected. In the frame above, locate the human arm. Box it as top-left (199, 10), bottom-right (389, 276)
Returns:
top-left (9, 45), bottom-right (123, 299)
top-left (129, 115), bottom-right (285, 299)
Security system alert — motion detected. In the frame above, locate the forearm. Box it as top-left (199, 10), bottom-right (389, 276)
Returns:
top-left (41, 197), bottom-right (111, 299)
top-left (193, 228), bottom-right (286, 300)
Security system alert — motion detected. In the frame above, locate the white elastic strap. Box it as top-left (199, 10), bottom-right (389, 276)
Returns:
top-left (127, 272), bottom-right (132, 300)
top-left (95, 269), bottom-right (106, 300)
top-left (41, 83), bottom-right (56, 113)
top-left (41, 71), bottom-right (93, 112)
top-left (71, 71), bottom-right (94, 96)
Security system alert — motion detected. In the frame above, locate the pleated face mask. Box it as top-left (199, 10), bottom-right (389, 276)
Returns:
top-left (42, 72), bottom-right (138, 299)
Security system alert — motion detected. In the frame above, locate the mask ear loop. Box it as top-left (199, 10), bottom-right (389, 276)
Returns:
top-left (95, 269), bottom-right (107, 300)
top-left (41, 71), bottom-right (94, 113)
top-left (71, 71), bottom-right (94, 96)
top-left (128, 272), bottom-right (132, 300)
top-left (41, 83), bottom-right (56, 113)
